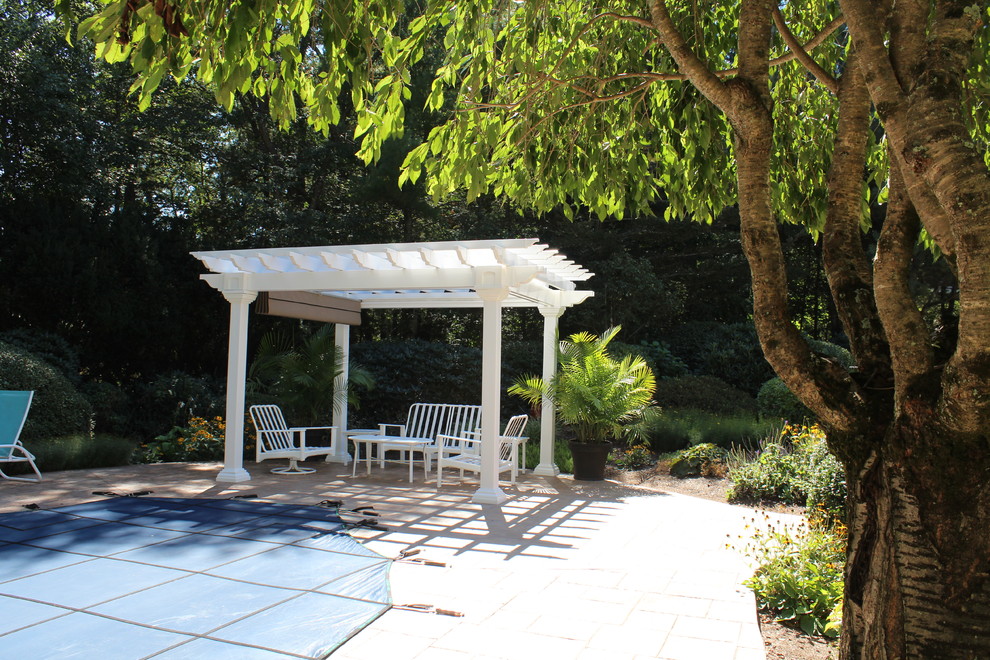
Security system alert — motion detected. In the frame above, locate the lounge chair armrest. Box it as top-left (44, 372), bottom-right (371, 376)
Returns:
top-left (0, 443), bottom-right (35, 460)
top-left (379, 423), bottom-right (406, 436)
top-left (436, 434), bottom-right (481, 458)
top-left (289, 426), bottom-right (337, 449)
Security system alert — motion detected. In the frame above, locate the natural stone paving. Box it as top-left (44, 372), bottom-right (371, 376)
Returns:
top-left (0, 461), bottom-right (771, 659)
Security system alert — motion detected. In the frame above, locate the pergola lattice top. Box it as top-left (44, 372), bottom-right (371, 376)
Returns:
top-left (192, 238), bottom-right (593, 309)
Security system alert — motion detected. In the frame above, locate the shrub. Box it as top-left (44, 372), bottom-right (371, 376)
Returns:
top-left (728, 424), bottom-right (847, 523)
top-left (522, 431), bottom-right (573, 473)
top-left (81, 380), bottom-right (134, 437)
top-left (689, 412), bottom-right (778, 450)
top-left (666, 321), bottom-right (774, 394)
top-left (757, 378), bottom-right (815, 424)
top-left (738, 515), bottom-right (846, 637)
top-left (0, 328), bottom-right (82, 383)
top-left (137, 416), bottom-right (226, 463)
top-left (669, 443), bottom-right (727, 477)
top-left (807, 339), bottom-right (855, 369)
top-left (644, 414), bottom-right (692, 453)
top-left (17, 434), bottom-right (135, 473)
top-left (608, 445), bottom-right (655, 471)
top-left (655, 375), bottom-right (758, 416)
top-left (131, 371), bottom-right (225, 439)
top-left (728, 442), bottom-right (806, 502)
top-left (0, 341), bottom-right (92, 440)
top-left (803, 443), bottom-right (847, 525)
top-left (611, 340), bottom-right (688, 379)
top-left (350, 340), bottom-right (483, 425)
top-left (641, 410), bottom-right (774, 453)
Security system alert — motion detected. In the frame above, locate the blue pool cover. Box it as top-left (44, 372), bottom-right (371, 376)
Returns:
top-left (0, 497), bottom-right (392, 659)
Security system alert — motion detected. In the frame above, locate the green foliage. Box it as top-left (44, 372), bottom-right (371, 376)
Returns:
top-left (14, 434), bottom-right (135, 473)
top-left (654, 375), bottom-right (758, 416)
top-left (80, 380), bottom-right (133, 437)
top-left (137, 416), bottom-right (226, 463)
top-left (509, 327), bottom-right (657, 444)
top-left (669, 442), bottom-right (727, 478)
top-left (131, 371), bottom-right (225, 439)
top-left (757, 378), bottom-right (815, 424)
top-left (67, 0), bottom-right (926, 234)
top-left (642, 410), bottom-right (775, 453)
top-left (611, 340), bottom-right (688, 380)
top-left (807, 339), bottom-right (856, 370)
top-left (250, 325), bottom-right (375, 426)
top-left (565, 252), bottom-right (687, 338)
top-left (738, 516), bottom-right (846, 638)
top-left (666, 322), bottom-right (773, 394)
top-left (523, 432), bottom-right (574, 473)
top-left (729, 424), bottom-right (847, 524)
top-left (350, 339), bottom-right (484, 425)
top-left (608, 445), bottom-right (655, 471)
top-left (0, 329), bottom-right (81, 383)
top-left (0, 341), bottom-right (92, 440)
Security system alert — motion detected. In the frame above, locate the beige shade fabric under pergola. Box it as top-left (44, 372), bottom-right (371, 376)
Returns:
top-left (192, 238), bottom-right (593, 504)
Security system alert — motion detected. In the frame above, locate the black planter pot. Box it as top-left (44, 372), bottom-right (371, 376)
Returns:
top-left (569, 441), bottom-right (611, 481)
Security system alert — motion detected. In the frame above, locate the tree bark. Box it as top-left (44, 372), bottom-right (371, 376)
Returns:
top-left (842, 421), bottom-right (990, 659)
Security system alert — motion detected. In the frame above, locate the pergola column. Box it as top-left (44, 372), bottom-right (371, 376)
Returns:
top-left (534, 306), bottom-right (563, 477)
top-left (472, 280), bottom-right (509, 505)
top-left (217, 287), bottom-right (257, 483)
top-left (329, 323), bottom-right (353, 464)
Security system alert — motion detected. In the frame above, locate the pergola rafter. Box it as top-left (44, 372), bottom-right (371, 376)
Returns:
top-left (193, 238), bottom-right (593, 505)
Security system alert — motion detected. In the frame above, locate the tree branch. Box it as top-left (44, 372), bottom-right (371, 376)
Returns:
top-left (874, 158), bottom-right (934, 398)
top-left (772, 8), bottom-right (838, 94)
top-left (821, 47), bottom-right (892, 389)
top-left (838, 0), bottom-right (906, 114)
top-left (729, 0), bottom-right (864, 431)
top-left (647, 0), bottom-right (732, 109)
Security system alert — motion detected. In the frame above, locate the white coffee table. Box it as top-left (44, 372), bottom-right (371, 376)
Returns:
top-left (349, 434), bottom-right (430, 483)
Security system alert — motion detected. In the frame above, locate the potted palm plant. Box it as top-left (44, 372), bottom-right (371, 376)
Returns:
top-left (508, 326), bottom-right (658, 480)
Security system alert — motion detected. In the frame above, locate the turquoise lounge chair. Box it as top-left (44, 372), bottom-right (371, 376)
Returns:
top-left (0, 391), bottom-right (42, 482)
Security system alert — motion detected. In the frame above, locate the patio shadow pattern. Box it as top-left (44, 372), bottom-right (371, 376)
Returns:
top-left (0, 462), bottom-right (774, 659)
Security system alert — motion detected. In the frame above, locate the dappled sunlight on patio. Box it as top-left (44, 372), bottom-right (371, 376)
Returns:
top-left (0, 462), bottom-right (770, 659)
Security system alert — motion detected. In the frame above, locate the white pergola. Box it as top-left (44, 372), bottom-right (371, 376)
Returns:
top-left (192, 238), bottom-right (593, 505)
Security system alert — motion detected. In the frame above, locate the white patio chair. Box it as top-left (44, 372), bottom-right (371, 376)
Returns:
top-left (0, 390), bottom-right (42, 482)
top-left (436, 414), bottom-right (528, 487)
top-left (249, 404), bottom-right (338, 474)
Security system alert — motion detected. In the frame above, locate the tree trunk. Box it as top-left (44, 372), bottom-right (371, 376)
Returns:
top-left (842, 420), bottom-right (990, 658)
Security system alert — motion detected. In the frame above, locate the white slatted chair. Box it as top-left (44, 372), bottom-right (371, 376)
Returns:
top-left (436, 414), bottom-right (528, 487)
top-left (378, 403), bottom-right (482, 472)
top-left (249, 404), bottom-right (338, 474)
top-left (0, 390), bottom-right (41, 482)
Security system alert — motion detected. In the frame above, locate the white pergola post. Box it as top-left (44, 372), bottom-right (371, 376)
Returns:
top-left (217, 287), bottom-right (257, 483)
top-left (329, 323), bottom-right (353, 464)
top-left (473, 279), bottom-right (509, 505)
top-left (534, 306), bottom-right (563, 477)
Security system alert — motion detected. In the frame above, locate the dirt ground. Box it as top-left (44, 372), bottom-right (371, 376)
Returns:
top-left (606, 466), bottom-right (839, 660)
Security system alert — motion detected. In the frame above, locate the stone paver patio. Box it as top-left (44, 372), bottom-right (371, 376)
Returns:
top-left (0, 462), bottom-right (774, 660)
